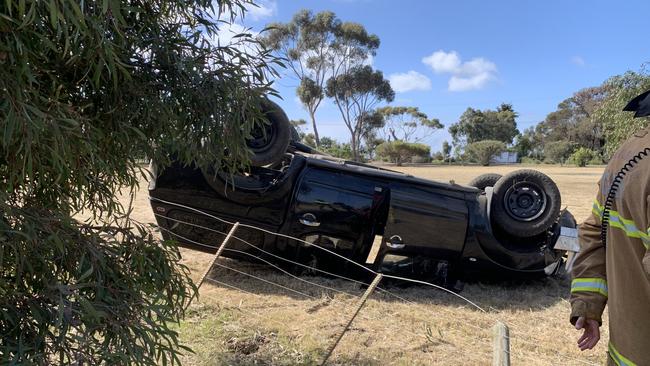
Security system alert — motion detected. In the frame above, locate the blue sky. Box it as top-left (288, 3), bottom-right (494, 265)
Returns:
top-left (229, 0), bottom-right (650, 151)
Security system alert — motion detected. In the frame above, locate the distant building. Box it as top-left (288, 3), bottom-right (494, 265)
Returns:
top-left (491, 151), bottom-right (518, 164)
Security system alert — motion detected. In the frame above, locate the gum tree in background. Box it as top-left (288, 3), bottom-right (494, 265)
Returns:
top-left (0, 0), bottom-right (277, 364)
top-left (449, 103), bottom-right (519, 148)
top-left (442, 141), bottom-right (452, 163)
top-left (376, 106), bottom-right (443, 142)
top-left (326, 65), bottom-right (394, 161)
top-left (532, 86), bottom-right (607, 157)
top-left (262, 10), bottom-right (379, 146)
top-left (544, 140), bottom-right (575, 165)
top-left (595, 69), bottom-right (650, 155)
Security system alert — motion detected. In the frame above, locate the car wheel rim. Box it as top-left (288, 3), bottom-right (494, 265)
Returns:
top-left (503, 181), bottom-right (547, 222)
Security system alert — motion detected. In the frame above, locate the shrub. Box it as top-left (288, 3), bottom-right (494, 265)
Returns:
top-left (544, 140), bottom-right (575, 165)
top-left (465, 140), bottom-right (506, 166)
top-left (569, 147), bottom-right (596, 167)
top-left (376, 141), bottom-right (431, 166)
top-left (520, 156), bottom-right (542, 165)
top-left (411, 155), bottom-right (432, 164)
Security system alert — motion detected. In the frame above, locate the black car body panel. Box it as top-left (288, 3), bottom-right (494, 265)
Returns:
top-left (149, 153), bottom-right (567, 283)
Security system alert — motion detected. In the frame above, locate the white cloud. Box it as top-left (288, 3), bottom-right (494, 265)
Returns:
top-left (212, 23), bottom-right (263, 54)
top-left (422, 51), bottom-right (461, 74)
top-left (422, 50), bottom-right (497, 92)
top-left (448, 73), bottom-right (493, 92)
top-left (244, 0), bottom-right (277, 21)
top-left (571, 56), bottom-right (586, 67)
top-left (215, 23), bottom-right (256, 45)
top-left (388, 71), bottom-right (432, 93)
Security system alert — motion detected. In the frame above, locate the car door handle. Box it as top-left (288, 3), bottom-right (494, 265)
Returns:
top-left (299, 213), bottom-right (320, 227)
top-left (387, 235), bottom-right (405, 249)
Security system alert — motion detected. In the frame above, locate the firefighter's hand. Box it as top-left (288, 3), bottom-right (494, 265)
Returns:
top-left (575, 316), bottom-right (600, 351)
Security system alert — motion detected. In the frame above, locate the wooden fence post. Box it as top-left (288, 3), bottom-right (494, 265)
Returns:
top-left (197, 222), bottom-right (239, 289)
top-left (320, 273), bottom-right (383, 366)
top-left (492, 321), bottom-right (510, 366)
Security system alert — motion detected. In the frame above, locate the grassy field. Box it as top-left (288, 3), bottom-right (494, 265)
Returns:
top-left (124, 164), bottom-right (608, 365)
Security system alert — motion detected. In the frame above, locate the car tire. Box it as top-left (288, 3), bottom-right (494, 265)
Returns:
top-left (248, 99), bottom-right (291, 167)
top-left (468, 173), bottom-right (502, 191)
top-left (201, 155), bottom-right (305, 204)
top-left (491, 169), bottom-right (561, 237)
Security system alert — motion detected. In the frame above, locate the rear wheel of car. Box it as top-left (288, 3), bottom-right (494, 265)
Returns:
top-left (201, 155), bottom-right (304, 204)
top-left (247, 99), bottom-right (291, 167)
top-left (468, 173), bottom-right (502, 191)
top-left (491, 169), bottom-right (561, 237)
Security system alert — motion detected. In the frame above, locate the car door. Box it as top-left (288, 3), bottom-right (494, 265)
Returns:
top-left (380, 181), bottom-right (469, 261)
top-left (282, 165), bottom-right (388, 271)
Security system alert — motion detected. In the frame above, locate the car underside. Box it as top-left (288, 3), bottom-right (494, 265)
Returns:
top-left (148, 99), bottom-right (579, 289)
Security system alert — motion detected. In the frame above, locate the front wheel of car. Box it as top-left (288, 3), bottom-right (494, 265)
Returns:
top-left (468, 173), bottom-right (502, 191)
top-left (491, 169), bottom-right (561, 237)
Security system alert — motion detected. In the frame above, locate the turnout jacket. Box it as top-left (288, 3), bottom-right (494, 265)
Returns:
top-left (570, 127), bottom-right (650, 366)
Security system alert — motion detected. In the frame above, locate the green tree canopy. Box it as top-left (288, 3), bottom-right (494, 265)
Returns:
top-left (595, 69), bottom-right (650, 155)
top-left (569, 147), bottom-right (596, 167)
top-left (449, 103), bottom-right (519, 147)
top-left (513, 130), bottom-right (535, 159)
top-left (442, 141), bottom-right (452, 162)
top-left (0, 0), bottom-right (276, 363)
top-left (533, 86), bottom-right (607, 156)
top-left (317, 137), bottom-right (354, 159)
top-left (376, 106), bottom-right (442, 142)
top-left (465, 140), bottom-right (506, 166)
top-left (262, 10), bottom-right (379, 146)
top-left (544, 140), bottom-right (575, 165)
top-left (326, 65), bottom-right (394, 161)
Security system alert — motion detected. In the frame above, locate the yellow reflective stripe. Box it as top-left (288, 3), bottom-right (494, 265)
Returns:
top-left (609, 342), bottom-right (637, 366)
top-left (592, 200), bottom-right (603, 218)
top-left (594, 200), bottom-right (650, 249)
top-left (571, 278), bottom-right (608, 297)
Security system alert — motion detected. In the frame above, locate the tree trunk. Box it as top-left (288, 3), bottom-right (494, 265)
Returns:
top-left (309, 108), bottom-right (320, 147)
top-left (351, 135), bottom-right (360, 162)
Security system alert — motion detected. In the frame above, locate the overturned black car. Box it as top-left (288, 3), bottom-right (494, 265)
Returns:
top-left (149, 100), bottom-right (577, 287)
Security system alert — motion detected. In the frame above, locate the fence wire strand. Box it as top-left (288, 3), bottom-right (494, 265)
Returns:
top-left (150, 196), bottom-right (485, 312)
top-left (159, 223), bottom-right (362, 299)
top-left (150, 195), bottom-right (603, 366)
top-left (155, 213), bottom-right (371, 288)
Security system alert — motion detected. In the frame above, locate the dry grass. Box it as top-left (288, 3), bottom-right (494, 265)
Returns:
top-left (121, 164), bottom-right (607, 365)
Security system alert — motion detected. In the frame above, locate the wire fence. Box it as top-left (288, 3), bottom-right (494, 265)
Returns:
top-left (150, 196), bottom-right (603, 366)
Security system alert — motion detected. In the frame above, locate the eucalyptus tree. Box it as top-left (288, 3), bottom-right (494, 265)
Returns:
top-left (442, 140), bottom-right (452, 163)
top-left (262, 10), bottom-right (379, 146)
top-left (326, 65), bottom-right (394, 161)
top-left (594, 69), bottom-right (650, 155)
top-left (0, 0), bottom-right (278, 364)
top-left (449, 103), bottom-right (519, 148)
top-left (376, 106), bottom-right (443, 142)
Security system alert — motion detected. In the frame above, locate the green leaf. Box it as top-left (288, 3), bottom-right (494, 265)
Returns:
top-left (48, 0), bottom-right (58, 27)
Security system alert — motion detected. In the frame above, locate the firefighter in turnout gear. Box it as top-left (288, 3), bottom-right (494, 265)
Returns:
top-left (570, 89), bottom-right (650, 365)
